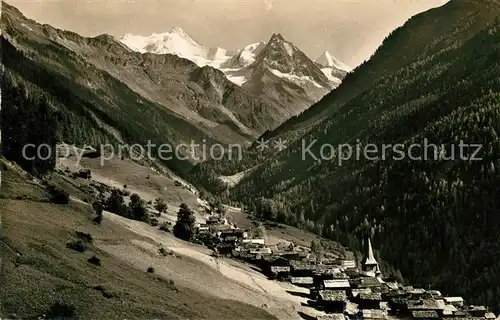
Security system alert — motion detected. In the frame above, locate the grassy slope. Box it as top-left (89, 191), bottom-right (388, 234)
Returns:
top-left (0, 163), bottom-right (276, 319)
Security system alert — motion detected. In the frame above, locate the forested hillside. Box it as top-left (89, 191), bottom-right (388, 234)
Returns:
top-left (189, 0), bottom-right (500, 199)
top-left (230, 4), bottom-right (500, 312)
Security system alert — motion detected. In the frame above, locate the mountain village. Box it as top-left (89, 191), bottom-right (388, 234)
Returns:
top-left (194, 209), bottom-right (498, 320)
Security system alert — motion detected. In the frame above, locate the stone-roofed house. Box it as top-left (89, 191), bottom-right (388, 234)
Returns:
top-left (427, 290), bottom-right (442, 298)
top-left (407, 298), bottom-right (444, 312)
top-left (316, 313), bottom-right (347, 320)
top-left (290, 260), bottom-right (316, 277)
top-left (291, 276), bottom-right (314, 288)
top-left (359, 309), bottom-right (386, 319)
top-left (351, 287), bottom-right (372, 298)
top-left (358, 276), bottom-right (384, 289)
top-left (317, 290), bottom-right (347, 313)
top-left (356, 292), bottom-right (383, 309)
top-left (321, 279), bottom-right (351, 290)
top-left (269, 266), bottom-right (290, 279)
top-left (467, 306), bottom-right (488, 317)
top-left (443, 297), bottom-right (464, 307)
top-left (341, 259), bottom-right (357, 270)
top-left (440, 302), bottom-right (457, 317)
top-left (411, 310), bottom-right (440, 320)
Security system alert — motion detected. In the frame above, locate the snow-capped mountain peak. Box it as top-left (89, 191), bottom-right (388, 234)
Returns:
top-left (315, 51), bottom-right (351, 72)
top-left (119, 29), bottom-right (349, 91)
top-left (120, 27), bottom-right (210, 66)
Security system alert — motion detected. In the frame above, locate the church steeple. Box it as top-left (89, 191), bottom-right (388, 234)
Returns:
top-left (362, 238), bottom-right (381, 276)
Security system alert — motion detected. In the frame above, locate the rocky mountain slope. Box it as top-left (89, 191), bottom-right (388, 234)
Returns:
top-left (1, 1), bottom-right (299, 168)
top-left (198, 0), bottom-right (500, 312)
top-left (315, 50), bottom-right (350, 84)
top-left (121, 29), bottom-right (348, 117)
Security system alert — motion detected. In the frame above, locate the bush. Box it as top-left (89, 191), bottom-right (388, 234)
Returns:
top-left (154, 198), bottom-right (168, 215)
top-left (48, 184), bottom-right (70, 204)
top-left (87, 255), bottom-right (101, 266)
top-left (92, 215), bottom-right (103, 225)
top-left (159, 222), bottom-right (170, 232)
top-left (66, 239), bottom-right (87, 252)
top-left (75, 231), bottom-right (93, 243)
top-left (150, 218), bottom-right (159, 227)
top-left (159, 247), bottom-right (169, 257)
top-left (147, 266), bottom-right (155, 273)
top-left (44, 301), bottom-right (75, 319)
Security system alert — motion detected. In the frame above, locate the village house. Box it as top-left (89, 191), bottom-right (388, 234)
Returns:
top-left (357, 309), bottom-right (386, 320)
top-left (352, 287), bottom-right (373, 297)
top-left (249, 247), bottom-right (272, 260)
top-left (197, 224), bottom-right (210, 235)
top-left (443, 297), bottom-right (464, 307)
top-left (341, 259), bottom-right (357, 270)
top-left (290, 276), bottom-right (315, 288)
top-left (321, 279), bottom-right (351, 290)
top-left (317, 290), bottom-right (348, 313)
top-left (466, 305), bottom-right (488, 318)
top-left (355, 292), bottom-right (383, 309)
top-left (218, 228), bottom-right (247, 244)
top-left (269, 266), bottom-right (291, 280)
top-left (353, 276), bottom-right (384, 290)
top-left (383, 282), bottom-right (400, 291)
top-left (264, 256), bottom-right (291, 279)
top-left (427, 290), bottom-right (443, 299)
top-left (241, 238), bottom-right (266, 247)
top-left (313, 268), bottom-right (348, 288)
top-left (411, 310), bottom-right (440, 320)
top-left (290, 260), bottom-right (316, 277)
top-left (317, 313), bottom-right (347, 320)
top-left (440, 302), bottom-right (457, 317)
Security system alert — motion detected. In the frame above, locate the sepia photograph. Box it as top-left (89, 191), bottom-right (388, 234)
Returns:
top-left (1, 0), bottom-right (499, 319)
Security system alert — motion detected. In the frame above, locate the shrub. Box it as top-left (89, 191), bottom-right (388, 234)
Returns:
top-left (92, 215), bottom-right (103, 225)
top-left (48, 184), bottom-right (70, 204)
top-left (44, 301), bottom-right (75, 319)
top-left (75, 231), bottom-right (92, 243)
top-left (87, 255), bottom-right (101, 266)
top-left (150, 218), bottom-right (159, 227)
top-left (66, 239), bottom-right (87, 252)
top-left (159, 222), bottom-right (170, 232)
top-left (147, 266), bottom-right (155, 273)
top-left (154, 198), bottom-right (168, 215)
top-left (158, 247), bottom-right (169, 257)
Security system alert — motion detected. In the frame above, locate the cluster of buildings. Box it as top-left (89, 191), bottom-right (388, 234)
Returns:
top-left (265, 239), bottom-right (498, 320)
top-left (194, 215), bottom-right (498, 320)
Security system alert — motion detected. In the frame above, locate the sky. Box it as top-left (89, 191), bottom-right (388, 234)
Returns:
top-left (9, 0), bottom-right (448, 67)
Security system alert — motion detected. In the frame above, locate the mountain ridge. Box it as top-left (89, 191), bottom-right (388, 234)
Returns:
top-left (1, 1), bottom-right (296, 154)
